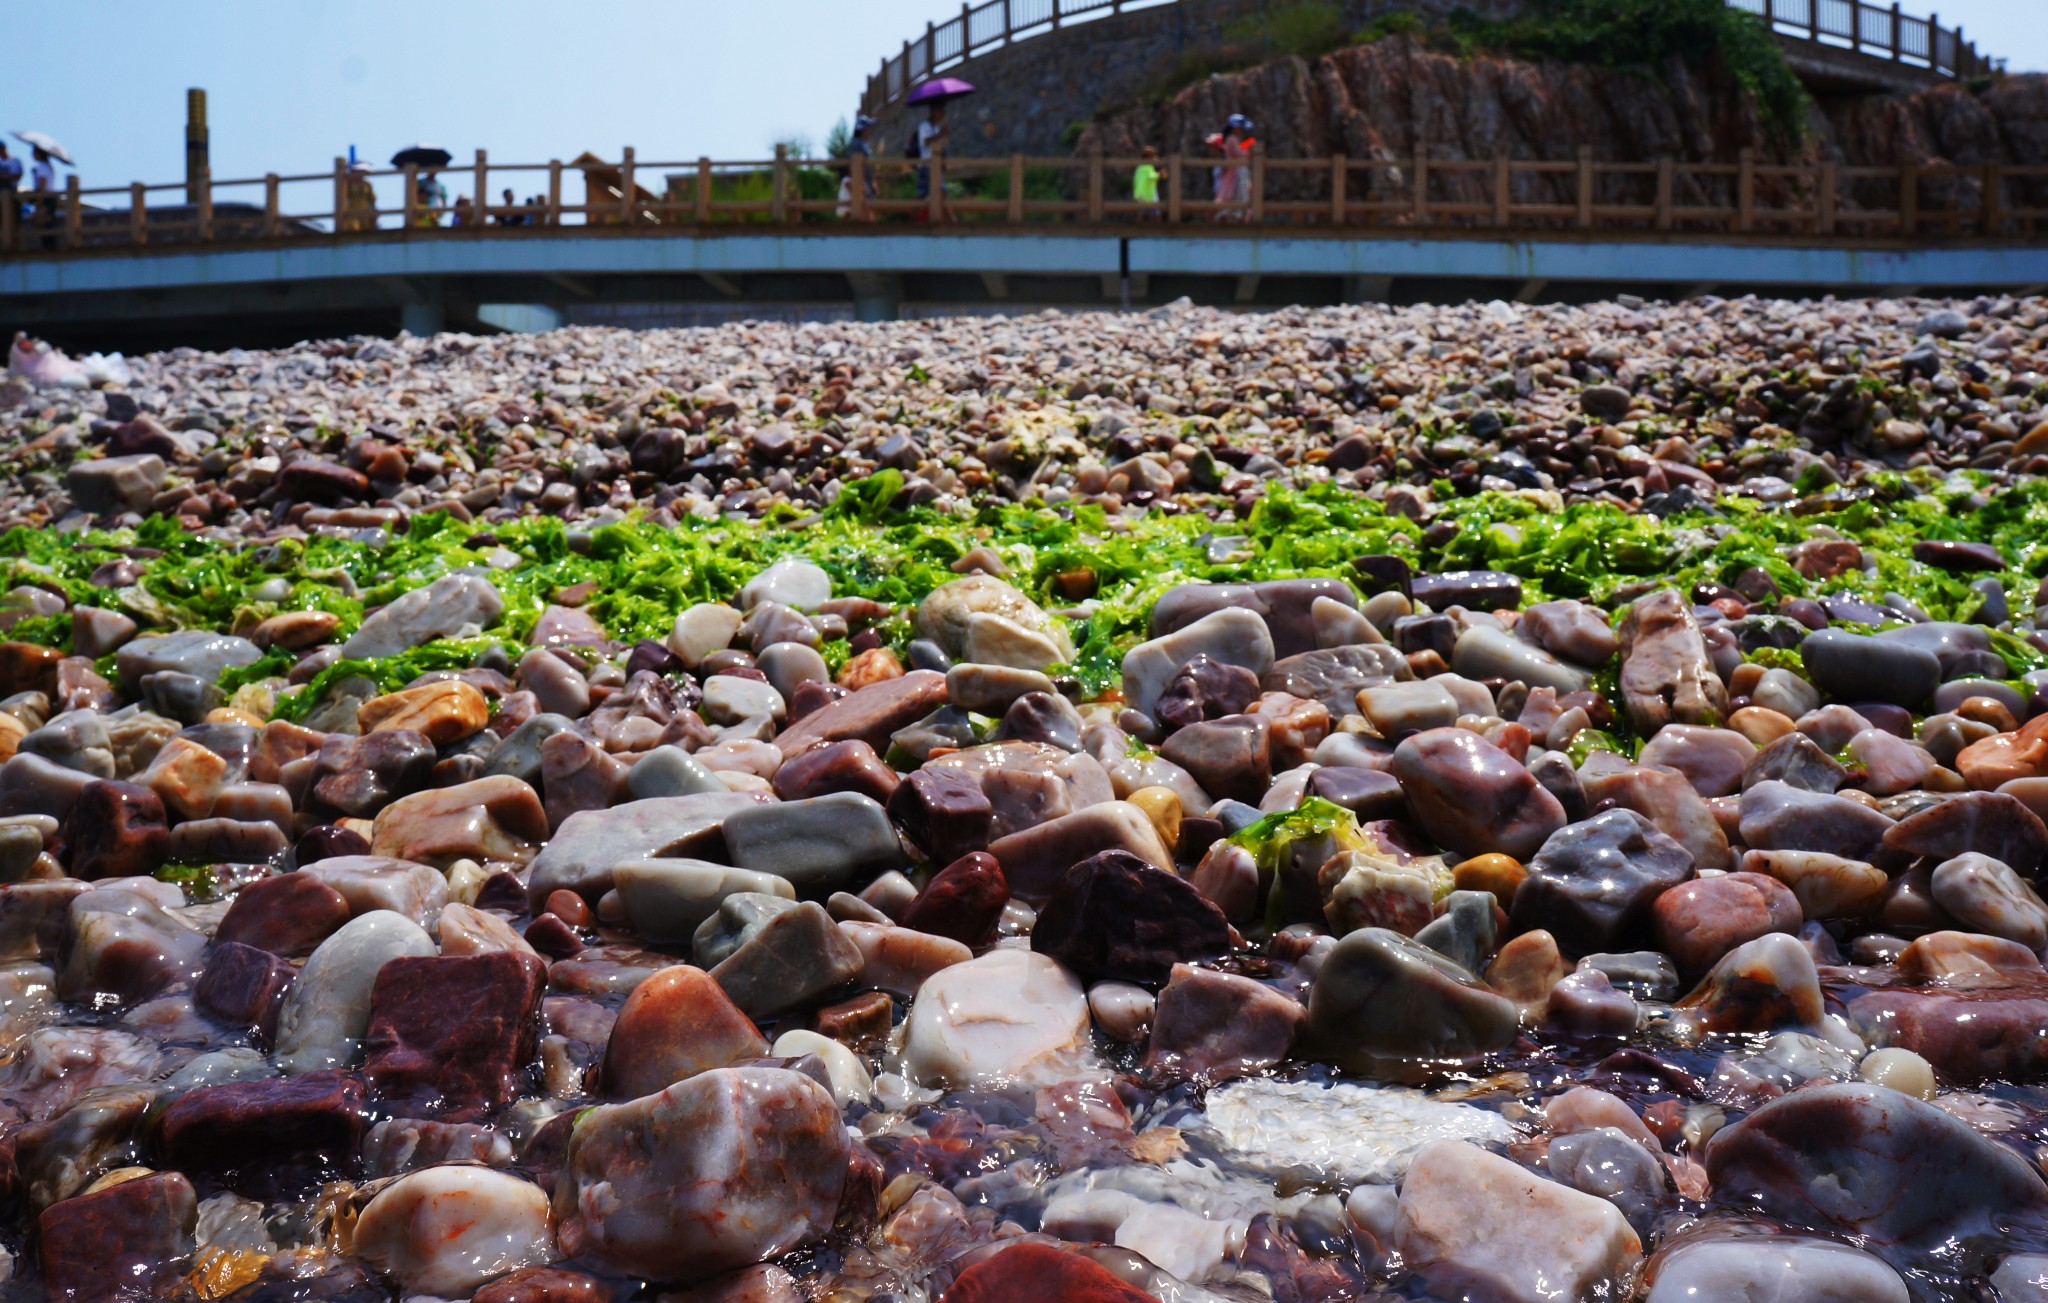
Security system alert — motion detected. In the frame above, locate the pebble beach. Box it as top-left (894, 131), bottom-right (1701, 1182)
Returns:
top-left (0, 290), bottom-right (2045, 1302)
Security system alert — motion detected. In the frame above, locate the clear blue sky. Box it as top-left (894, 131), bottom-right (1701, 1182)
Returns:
top-left (5, 0), bottom-right (2040, 196)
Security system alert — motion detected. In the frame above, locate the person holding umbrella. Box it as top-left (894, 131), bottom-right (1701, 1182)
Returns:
top-left (906, 78), bottom-right (973, 221)
top-left (12, 131), bottom-right (71, 235)
top-left (391, 145), bottom-right (453, 228)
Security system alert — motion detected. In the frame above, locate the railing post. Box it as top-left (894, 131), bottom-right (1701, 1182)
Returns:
top-left (1736, 147), bottom-right (1755, 232)
top-left (1167, 153), bottom-right (1183, 225)
top-left (1575, 146), bottom-right (1593, 229)
top-left (696, 158), bottom-right (712, 224)
top-left (548, 160), bottom-right (563, 226)
top-left (1492, 153), bottom-right (1510, 226)
top-left (474, 149), bottom-right (489, 226)
top-left (195, 168), bottom-right (212, 242)
top-left (1850, 0), bottom-right (1861, 50)
top-left (1250, 144), bottom-right (1265, 225)
top-left (1412, 144), bottom-right (1429, 224)
top-left (1929, 11), bottom-right (1941, 71)
top-left (961, 2), bottom-right (972, 56)
top-left (1984, 162), bottom-right (2002, 236)
top-left (264, 173), bottom-right (280, 238)
top-left (772, 144), bottom-right (789, 224)
top-left (1816, 160), bottom-right (1836, 234)
top-left (1332, 154), bottom-right (1348, 225)
top-left (1890, 2), bottom-right (1901, 60)
top-left (131, 182), bottom-right (147, 246)
top-left (851, 152), bottom-right (869, 221)
top-left (925, 21), bottom-right (936, 72)
top-left (333, 157), bottom-right (347, 231)
top-left (403, 163), bottom-right (419, 229)
top-left (1004, 0), bottom-right (1014, 44)
top-left (64, 174), bottom-right (82, 248)
top-left (1052, 0), bottom-right (1061, 28)
top-left (1655, 155), bottom-right (1673, 231)
top-left (1008, 154), bottom-right (1025, 223)
top-left (1088, 148), bottom-right (1104, 223)
top-left (619, 147), bottom-right (636, 224)
top-left (1899, 157), bottom-right (1917, 235)
top-left (1809, 0), bottom-right (1820, 42)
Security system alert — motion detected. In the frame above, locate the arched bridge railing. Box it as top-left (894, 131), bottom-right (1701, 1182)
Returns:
top-left (3, 145), bottom-right (2042, 259)
top-left (861, 0), bottom-right (1996, 115)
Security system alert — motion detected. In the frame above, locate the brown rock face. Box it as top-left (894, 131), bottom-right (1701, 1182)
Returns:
top-left (1075, 36), bottom-right (2048, 216)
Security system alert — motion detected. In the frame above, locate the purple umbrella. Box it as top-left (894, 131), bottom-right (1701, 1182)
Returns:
top-left (906, 77), bottom-right (976, 106)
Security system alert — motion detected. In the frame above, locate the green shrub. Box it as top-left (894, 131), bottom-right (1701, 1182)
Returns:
top-left (1444, 0), bottom-right (1810, 139)
top-left (1135, 0), bottom-right (1808, 140)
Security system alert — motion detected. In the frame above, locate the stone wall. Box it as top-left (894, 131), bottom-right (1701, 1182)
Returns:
top-left (867, 0), bottom-right (1515, 158)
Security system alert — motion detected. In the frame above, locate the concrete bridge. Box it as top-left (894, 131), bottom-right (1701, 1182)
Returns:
top-left (5, 226), bottom-right (2045, 351)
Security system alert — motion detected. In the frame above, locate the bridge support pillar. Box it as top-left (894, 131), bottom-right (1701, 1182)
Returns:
top-left (848, 272), bottom-right (902, 322)
top-left (400, 288), bottom-right (447, 337)
top-left (1344, 274), bottom-right (1392, 304)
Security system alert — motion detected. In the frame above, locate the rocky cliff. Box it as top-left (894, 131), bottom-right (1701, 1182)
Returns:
top-left (1073, 35), bottom-right (2048, 214)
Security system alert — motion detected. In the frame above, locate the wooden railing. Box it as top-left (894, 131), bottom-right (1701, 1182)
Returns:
top-left (3, 146), bottom-right (2043, 258)
top-left (861, 0), bottom-right (1995, 114)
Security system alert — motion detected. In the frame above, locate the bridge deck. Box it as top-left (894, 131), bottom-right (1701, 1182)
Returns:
top-left (4, 228), bottom-right (2044, 348)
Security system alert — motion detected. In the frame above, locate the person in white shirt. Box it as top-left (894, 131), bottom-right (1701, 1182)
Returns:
top-left (913, 103), bottom-right (949, 214)
top-left (28, 149), bottom-right (56, 229)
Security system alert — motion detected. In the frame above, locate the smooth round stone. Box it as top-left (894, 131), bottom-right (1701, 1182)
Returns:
top-left (1933, 677), bottom-right (2026, 719)
top-left (1739, 849), bottom-right (1888, 920)
top-left (1517, 600), bottom-right (1620, 667)
top-left (612, 858), bottom-right (795, 946)
top-left (1929, 852), bottom-right (2048, 949)
top-left (1513, 809), bottom-right (1693, 956)
top-left (1358, 681), bottom-right (1459, 741)
top-left (901, 948), bottom-right (1094, 1089)
top-left (515, 648), bottom-right (589, 718)
top-left (555, 1066), bottom-right (848, 1280)
top-left (1674, 933), bottom-right (1823, 1037)
top-left (1392, 728), bottom-right (1565, 861)
top-left (1845, 729), bottom-right (1935, 796)
top-left (756, 642), bottom-right (830, 703)
top-left (1751, 668), bottom-right (1819, 719)
top-left (769, 1030), bottom-right (872, 1107)
top-left (1545, 969), bottom-right (1639, 1036)
top-left (1859, 1048), bottom-right (1936, 1100)
top-left (354, 1166), bottom-right (554, 1296)
top-left (1451, 625), bottom-right (1588, 694)
top-left (1395, 1140), bottom-right (1642, 1303)
top-left (667, 604), bottom-right (742, 669)
top-left (1800, 630), bottom-right (1940, 708)
top-left (625, 746), bottom-right (725, 800)
top-left (1643, 1233), bottom-right (1909, 1303)
top-left (739, 557), bottom-right (832, 612)
top-left (1705, 1081), bottom-right (2048, 1263)
top-left (273, 912), bottom-right (436, 1076)
top-left (1729, 706), bottom-right (1797, 746)
top-left (1302, 927), bottom-right (1517, 1070)
top-left (1652, 873), bottom-right (1801, 977)
top-left (1548, 1125), bottom-right (1668, 1233)
top-left (1993, 1254), bottom-right (2048, 1301)
top-left (1639, 724), bottom-right (1755, 798)
top-left (1087, 981), bottom-right (1156, 1044)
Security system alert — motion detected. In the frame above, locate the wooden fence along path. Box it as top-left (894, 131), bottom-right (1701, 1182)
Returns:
top-left (3, 146), bottom-right (2044, 256)
top-left (862, 0), bottom-right (1994, 114)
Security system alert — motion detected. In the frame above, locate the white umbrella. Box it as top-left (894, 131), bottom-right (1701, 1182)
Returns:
top-left (11, 131), bottom-right (71, 165)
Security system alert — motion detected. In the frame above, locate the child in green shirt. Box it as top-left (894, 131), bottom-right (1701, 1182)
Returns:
top-left (1134, 147), bottom-right (1164, 220)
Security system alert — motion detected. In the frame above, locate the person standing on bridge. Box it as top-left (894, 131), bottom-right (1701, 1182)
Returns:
top-left (914, 101), bottom-right (950, 221)
top-left (414, 169), bottom-right (448, 227)
top-left (1134, 147), bottom-right (1164, 221)
top-left (0, 146), bottom-right (20, 218)
top-left (1215, 116), bottom-right (1254, 223)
